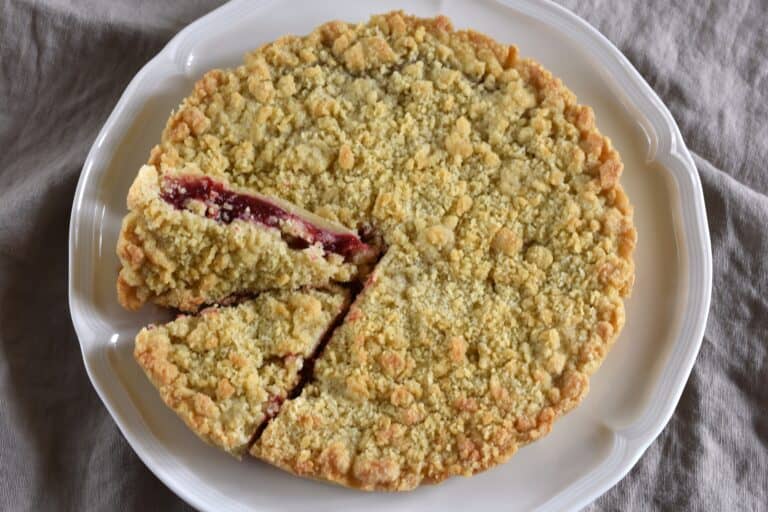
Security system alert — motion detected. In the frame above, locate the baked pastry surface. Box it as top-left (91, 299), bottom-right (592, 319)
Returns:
top-left (134, 288), bottom-right (349, 456)
top-left (119, 11), bottom-right (636, 490)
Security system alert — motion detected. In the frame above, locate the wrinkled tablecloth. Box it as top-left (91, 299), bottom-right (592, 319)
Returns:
top-left (1, 1), bottom-right (765, 509)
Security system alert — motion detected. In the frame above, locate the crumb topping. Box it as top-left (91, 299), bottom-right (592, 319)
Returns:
top-left (134, 288), bottom-right (349, 456)
top-left (121, 11), bottom-right (636, 490)
top-left (117, 165), bottom-right (364, 312)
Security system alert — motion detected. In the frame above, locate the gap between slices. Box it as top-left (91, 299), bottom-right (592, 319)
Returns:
top-left (246, 279), bottom-right (361, 449)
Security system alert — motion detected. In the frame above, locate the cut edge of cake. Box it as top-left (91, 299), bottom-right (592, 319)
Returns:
top-left (117, 165), bottom-right (378, 312)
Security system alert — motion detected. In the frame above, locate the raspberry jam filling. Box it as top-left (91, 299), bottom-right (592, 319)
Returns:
top-left (161, 176), bottom-right (371, 260)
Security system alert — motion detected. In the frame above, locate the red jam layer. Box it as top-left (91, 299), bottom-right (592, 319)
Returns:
top-left (160, 176), bottom-right (370, 260)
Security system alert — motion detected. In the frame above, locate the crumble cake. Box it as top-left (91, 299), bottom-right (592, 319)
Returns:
top-left (119, 11), bottom-right (636, 490)
top-left (134, 287), bottom-right (349, 456)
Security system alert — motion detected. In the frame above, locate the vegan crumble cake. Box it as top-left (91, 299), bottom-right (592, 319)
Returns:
top-left (119, 11), bottom-right (636, 491)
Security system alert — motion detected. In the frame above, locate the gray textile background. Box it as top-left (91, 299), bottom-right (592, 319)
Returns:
top-left (1, 0), bottom-right (765, 509)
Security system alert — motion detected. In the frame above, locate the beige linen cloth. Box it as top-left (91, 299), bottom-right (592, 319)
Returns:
top-left (0, 1), bottom-right (765, 509)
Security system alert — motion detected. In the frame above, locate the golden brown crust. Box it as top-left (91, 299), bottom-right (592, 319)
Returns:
top-left (122, 10), bottom-right (636, 490)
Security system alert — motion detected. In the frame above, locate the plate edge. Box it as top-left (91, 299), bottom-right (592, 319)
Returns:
top-left (67, 1), bottom-right (714, 511)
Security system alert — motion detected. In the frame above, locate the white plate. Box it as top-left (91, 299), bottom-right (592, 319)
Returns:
top-left (68, 0), bottom-right (712, 510)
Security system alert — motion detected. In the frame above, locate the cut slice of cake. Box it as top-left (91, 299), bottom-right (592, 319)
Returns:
top-left (117, 165), bottom-right (377, 312)
top-left (133, 287), bottom-right (350, 457)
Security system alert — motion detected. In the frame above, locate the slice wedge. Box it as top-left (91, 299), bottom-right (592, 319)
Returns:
top-left (133, 287), bottom-right (350, 457)
top-left (117, 165), bottom-right (377, 311)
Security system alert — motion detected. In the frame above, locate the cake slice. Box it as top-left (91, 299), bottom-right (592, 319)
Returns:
top-left (117, 165), bottom-right (377, 312)
top-left (133, 287), bottom-right (350, 457)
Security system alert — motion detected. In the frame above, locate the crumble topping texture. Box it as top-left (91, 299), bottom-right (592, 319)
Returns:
top-left (117, 165), bottom-right (359, 312)
top-left (133, 288), bottom-right (349, 456)
top-left (121, 11), bottom-right (636, 490)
